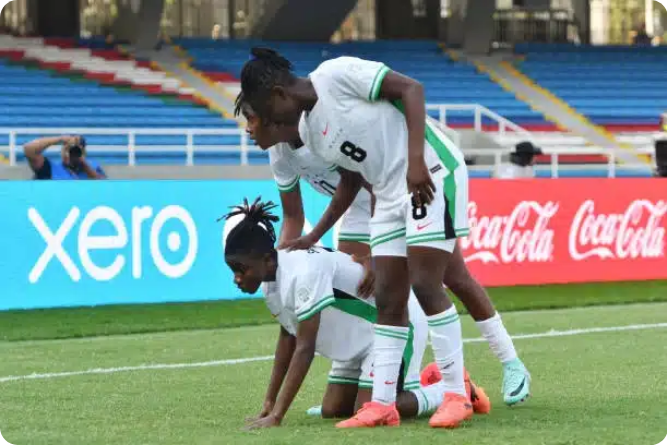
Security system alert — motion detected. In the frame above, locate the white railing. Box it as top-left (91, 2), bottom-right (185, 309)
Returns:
top-left (0, 127), bottom-right (657, 178)
top-left (464, 147), bottom-right (656, 178)
top-left (0, 128), bottom-right (250, 167)
top-left (426, 103), bottom-right (536, 144)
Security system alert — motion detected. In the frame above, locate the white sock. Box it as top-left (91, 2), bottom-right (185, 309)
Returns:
top-left (476, 312), bottom-right (518, 364)
top-left (427, 306), bottom-right (466, 396)
top-left (412, 381), bottom-right (446, 416)
top-left (371, 324), bottom-right (409, 405)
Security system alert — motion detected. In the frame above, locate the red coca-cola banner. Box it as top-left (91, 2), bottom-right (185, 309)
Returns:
top-left (461, 179), bottom-right (667, 286)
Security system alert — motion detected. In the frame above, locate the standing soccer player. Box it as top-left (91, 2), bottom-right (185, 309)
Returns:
top-left (238, 48), bottom-right (520, 429)
top-left (222, 199), bottom-right (490, 429)
top-left (237, 96), bottom-right (531, 408)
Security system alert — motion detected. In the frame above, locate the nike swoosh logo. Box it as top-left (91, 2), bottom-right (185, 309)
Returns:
top-left (509, 377), bottom-right (526, 397)
top-left (384, 381), bottom-right (396, 385)
top-left (322, 124), bottom-right (329, 136)
top-left (417, 222), bottom-right (433, 231)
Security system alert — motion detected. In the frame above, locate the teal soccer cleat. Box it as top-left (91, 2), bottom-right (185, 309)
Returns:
top-left (502, 358), bottom-right (531, 406)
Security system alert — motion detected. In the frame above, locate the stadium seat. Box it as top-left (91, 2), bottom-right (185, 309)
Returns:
top-left (514, 44), bottom-right (667, 128)
top-left (176, 39), bottom-right (549, 126)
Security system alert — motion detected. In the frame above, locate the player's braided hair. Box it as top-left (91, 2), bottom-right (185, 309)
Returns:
top-left (233, 90), bottom-right (245, 118)
top-left (221, 197), bottom-right (280, 257)
top-left (240, 47), bottom-right (295, 121)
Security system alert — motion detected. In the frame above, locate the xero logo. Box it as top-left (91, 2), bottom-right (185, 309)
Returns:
top-left (28, 205), bottom-right (198, 283)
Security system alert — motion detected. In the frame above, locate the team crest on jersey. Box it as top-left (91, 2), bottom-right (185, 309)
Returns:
top-left (296, 287), bottom-right (310, 304)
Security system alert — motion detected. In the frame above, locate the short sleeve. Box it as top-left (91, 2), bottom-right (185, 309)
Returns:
top-left (33, 157), bottom-right (52, 180)
top-left (318, 57), bottom-right (390, 102)
top-left (269, 145), bottom-right (300, 193)
top-left (293, 253), bottom-right (336, 322)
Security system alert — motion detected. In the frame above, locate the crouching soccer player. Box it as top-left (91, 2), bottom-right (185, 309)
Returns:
top-left (222, 198), bottom-right (490, 429)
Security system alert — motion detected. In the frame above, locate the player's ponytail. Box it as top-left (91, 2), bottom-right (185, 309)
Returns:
top-left (221, 197), bottom-right (279, 258)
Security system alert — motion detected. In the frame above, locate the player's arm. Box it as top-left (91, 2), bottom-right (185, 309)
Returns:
top-left (268, 314), bottom-right (320, 422)
top-left (308, 168), bottom-right (365, 244)
top-left (250, 325), bottom-right (296, 422)
top-left (278, 184), bottom-right (305, 244)
top-left (377, 72), bottom-right (435, 205)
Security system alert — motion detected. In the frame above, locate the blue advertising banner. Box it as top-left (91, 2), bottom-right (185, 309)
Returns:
top-left (0, 180), bottom-right (335, 311)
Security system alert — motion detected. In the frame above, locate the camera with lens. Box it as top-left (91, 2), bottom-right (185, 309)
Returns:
top-left (68, 136), bottom-right (87, 160)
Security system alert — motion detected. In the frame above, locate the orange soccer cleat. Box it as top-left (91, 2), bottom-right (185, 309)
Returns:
top-left (464, 369), bottom-right (491, 415)
top-left (420, 363), bottom-right (491, 415)
top-left (429, 392), bottom-right (474, 429)
top-left (335, 402), bottom-right (400, 428)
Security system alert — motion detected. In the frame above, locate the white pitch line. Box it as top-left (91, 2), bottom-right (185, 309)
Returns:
top-left (1, 322), bottom-right (666, 384)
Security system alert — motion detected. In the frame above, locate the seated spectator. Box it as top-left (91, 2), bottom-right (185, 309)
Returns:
top-left (495, 141), bottom-right (542, 179)
top-left (23, 135), bottom-right (106, 180)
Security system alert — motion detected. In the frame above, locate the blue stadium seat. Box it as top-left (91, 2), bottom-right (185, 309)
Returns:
top-left (177, 39), bottom-right (548, 126)
top-left (515, 44), bottom-right (667, 127)
top-left (0, 58), bottom-right (244, 165)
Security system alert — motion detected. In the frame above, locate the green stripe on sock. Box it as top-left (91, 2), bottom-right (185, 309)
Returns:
top-left (428, 314), bottom-right (460, 327)
top-left (416, 388), bottom-right (430, 414)
top-left (375, 327), bottom-right (409, 341)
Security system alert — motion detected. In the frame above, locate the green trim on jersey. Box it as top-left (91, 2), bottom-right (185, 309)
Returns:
top-left (370, 227), bottom-right (406, 248)
top-left (338, 232), bottom-right (371, 243)
top-left (331, 293), bottom-right (414, 386)
top-left (358, 379), bottom-right (374, 389)
top-left (328, 376), bottom-right (360, 386)
top-left (276, 175), bottom-right (300, 193)
top-left (443, 174), bottom-right (457, 232)
top-left (328, 164), bottom-right (339, 172)
top-left (369, 65), bottom-right (391, 101)
top-left (391, 99), bottom-right (461, 174)
top-left (406, 233), bottom-right (448, 246)
top-left (296, 295), bottom-right (335, 321)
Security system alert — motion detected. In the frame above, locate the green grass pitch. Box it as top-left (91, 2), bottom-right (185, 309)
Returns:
top-left (0, 280), bottom-right (666, 445)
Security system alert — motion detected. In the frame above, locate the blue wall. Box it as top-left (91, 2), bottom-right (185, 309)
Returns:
top-left (0, 180), bottom-right (335, 311)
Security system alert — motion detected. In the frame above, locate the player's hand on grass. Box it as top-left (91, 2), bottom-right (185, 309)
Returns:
top-left (245, 401), bottom-right (273, 423)
top-left (353, 254), bottom-right (375, 298)
top-left (407, 158), bottom-right (435, 206)
top-left (278, 234), bottom-right (317, 252)
top-left (244, 413), bottom-right (281, 430)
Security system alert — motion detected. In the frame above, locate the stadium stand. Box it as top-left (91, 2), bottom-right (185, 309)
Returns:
top-left (514, 44), bottom-right (667, 131)
top-left (175, 38), bottom-right (551, 127)
top-left (0, 35), bottom-right (253, 166)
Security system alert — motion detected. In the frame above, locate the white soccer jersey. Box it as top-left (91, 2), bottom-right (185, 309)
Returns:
top-left (297, 56), bottom-right (466, 207)
top-left (262, 248), bottom-right (376, 363)
top-left (269, 142), bottom-right (340, 196)
top-left (269, 142), bottom-right (373, 242)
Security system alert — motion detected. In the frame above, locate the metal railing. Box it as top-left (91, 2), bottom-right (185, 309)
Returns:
top-left (426, 103), bottom-right (536, 144)
top-left (0, 123), bottom-right (658, 178)
top-left (464, 147), bottom-right (656, 178)
top-left (1, 128), bottom-right (250, 167)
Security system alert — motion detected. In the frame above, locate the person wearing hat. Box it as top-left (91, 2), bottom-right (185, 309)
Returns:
top-left (495, 141), bottom-right (543, 179)
top-left (23, 135), bottom-right (106, 180)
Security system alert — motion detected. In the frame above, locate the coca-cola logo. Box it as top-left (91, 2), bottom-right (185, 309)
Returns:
top-left (569, 200), bottom-right (667, 261)
top-left (462, 201), bottom-right (559, 264)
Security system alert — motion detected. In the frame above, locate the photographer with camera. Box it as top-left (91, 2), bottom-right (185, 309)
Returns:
top-left (23, 135), bottom-right (106, 180)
